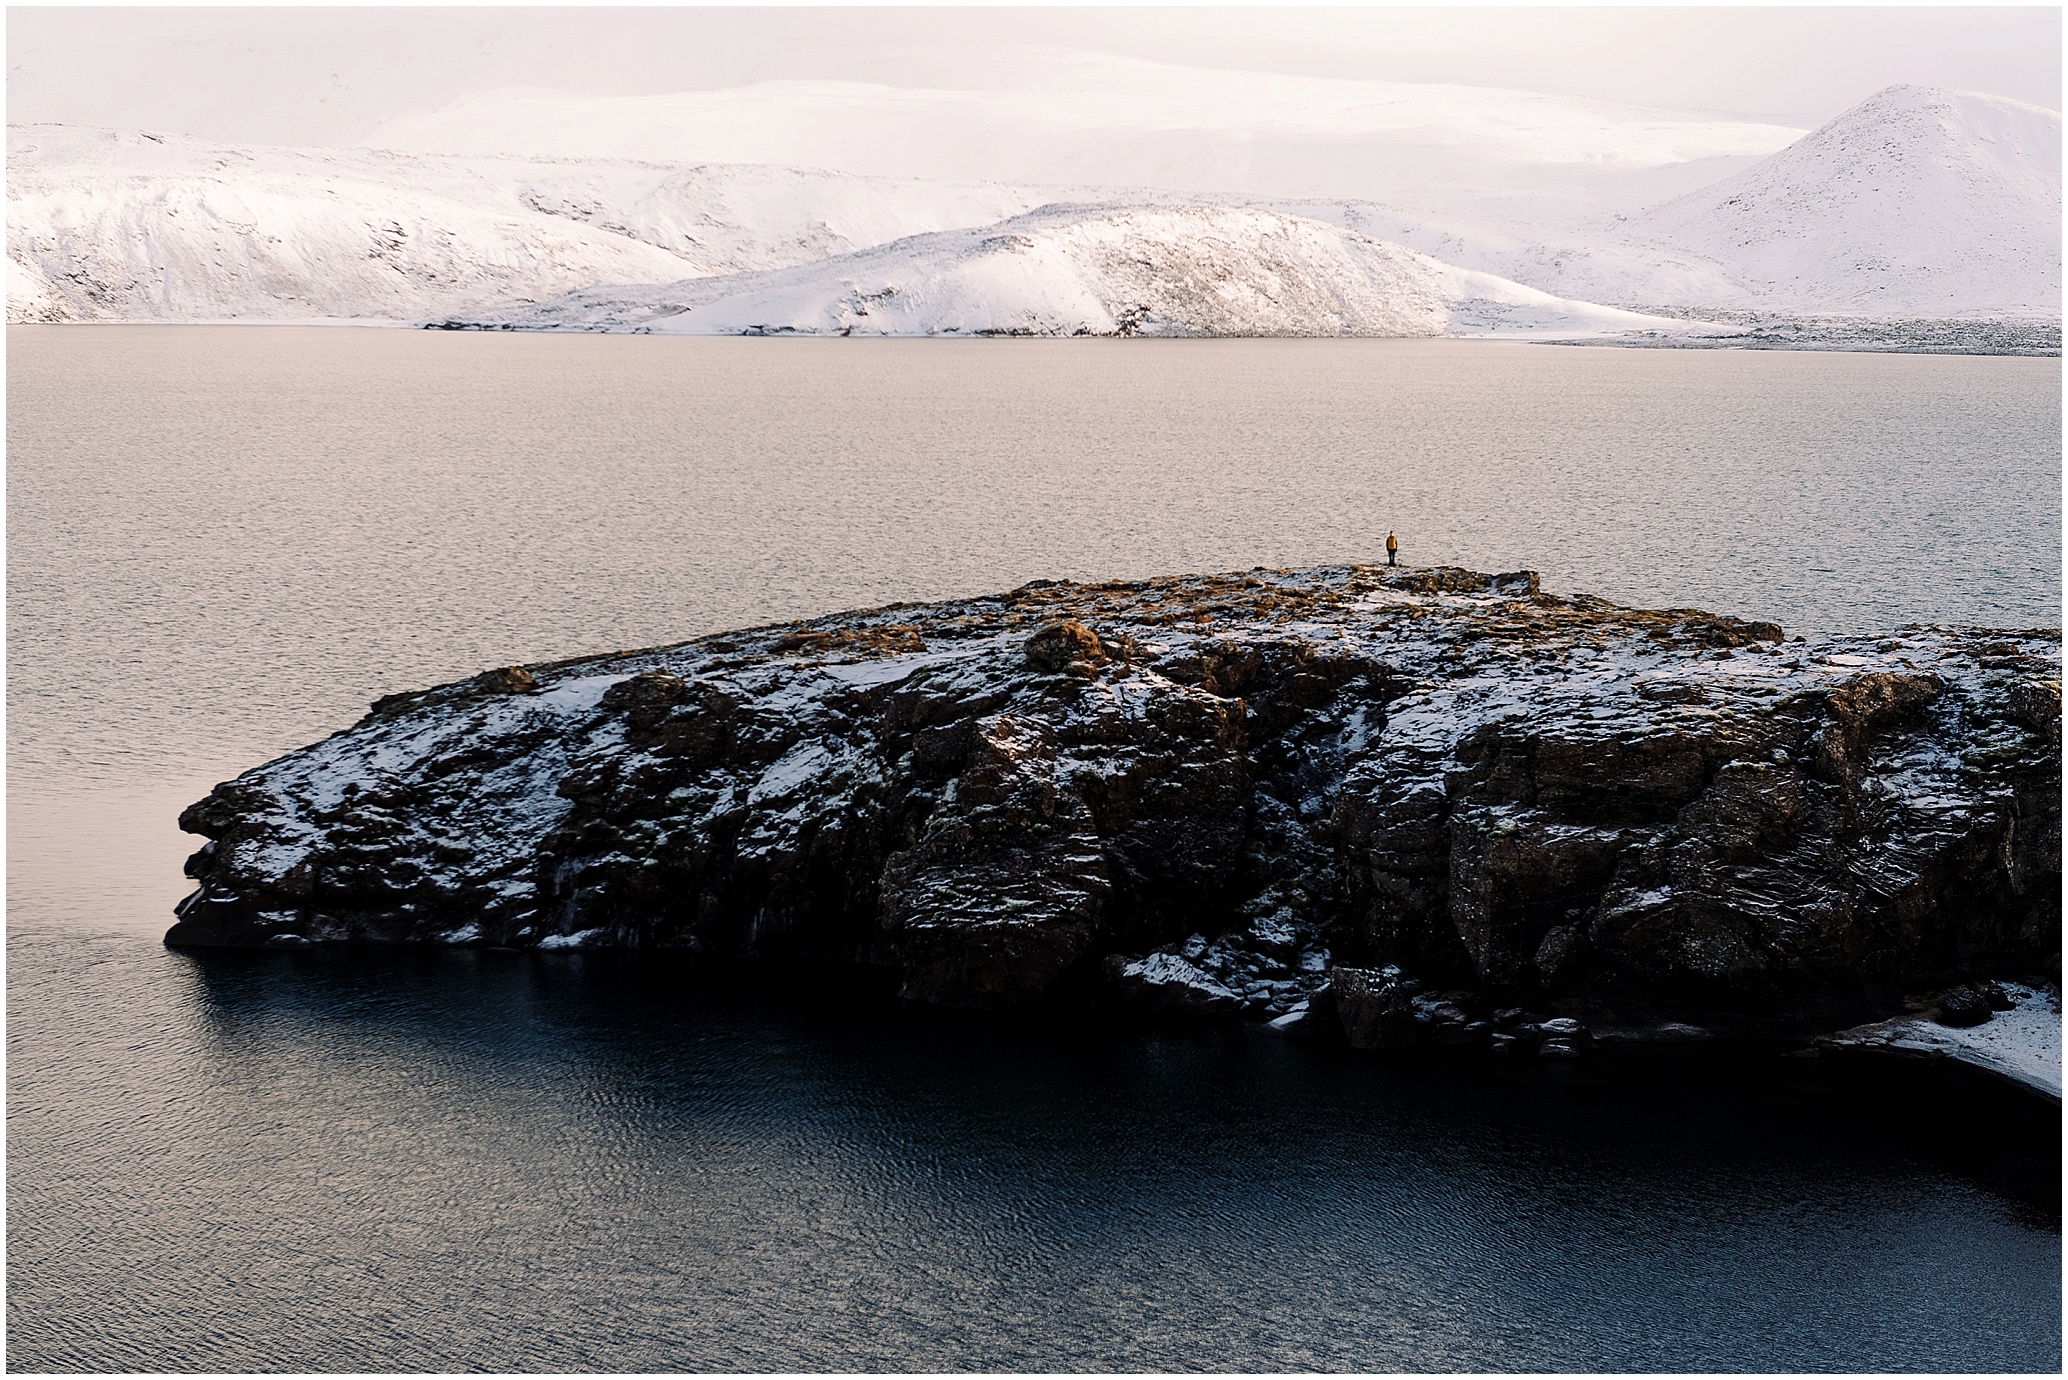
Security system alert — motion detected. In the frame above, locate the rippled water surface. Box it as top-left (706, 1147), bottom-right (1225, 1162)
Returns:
top-left (9, 327), bottom-right (2061, 1370)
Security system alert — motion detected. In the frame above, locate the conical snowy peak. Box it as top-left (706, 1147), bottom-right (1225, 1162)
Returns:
top-left (1639, 85), bottom-right (2061, 315)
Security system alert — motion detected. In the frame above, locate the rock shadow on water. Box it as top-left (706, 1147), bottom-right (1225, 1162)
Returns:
top-left (141, 942), bottom-right (2066, 1372)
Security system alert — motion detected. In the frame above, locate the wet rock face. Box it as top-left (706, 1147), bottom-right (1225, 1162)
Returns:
top-left (169, 564), bottom-right (2060, 1029)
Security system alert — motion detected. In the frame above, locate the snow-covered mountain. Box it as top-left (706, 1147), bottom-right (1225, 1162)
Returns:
top-left (6, 125), bottom-right (1046, 322)
top-left (1266, 87), bottom-right (2063, 317)
top-left (10, 84), bottom-right (2058, 330)
top-left (456, 204), bottom-right (1711, 340)
top-left (4, 121), bottom-right (1725, 331)
top-left (360, 51), bottom-right (1806, 202)
top-left (1637, 86), bottom-right (2061, 316)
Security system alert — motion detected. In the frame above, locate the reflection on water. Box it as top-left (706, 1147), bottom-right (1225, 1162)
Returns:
top-left (9, 934), bottom-right (2060, 1372)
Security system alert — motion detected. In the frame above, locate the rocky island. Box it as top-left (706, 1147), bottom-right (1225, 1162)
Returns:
top-left (169, 566), bottom-right (2061, 1092)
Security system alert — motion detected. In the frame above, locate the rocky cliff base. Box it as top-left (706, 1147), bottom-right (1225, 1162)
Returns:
top-left (170, 565), bottom-right (2060, 1078)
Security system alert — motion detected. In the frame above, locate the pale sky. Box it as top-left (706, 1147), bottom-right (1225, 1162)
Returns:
top-left (8, 5), bottom-right (2062, 152)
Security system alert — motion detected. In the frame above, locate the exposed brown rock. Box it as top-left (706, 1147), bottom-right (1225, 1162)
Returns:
top-left (472, 666), bottom-right (541, 696)
top-left (1025, 621), bottom-right (1106, 673)
top-left (166, 564), bottom-right (2060, 1037)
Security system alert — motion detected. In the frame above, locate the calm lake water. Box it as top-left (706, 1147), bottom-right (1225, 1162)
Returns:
top-left (8, 326), bottom-right (2061, 1370)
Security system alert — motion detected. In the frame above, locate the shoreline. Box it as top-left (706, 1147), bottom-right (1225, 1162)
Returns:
top-left (11, 319), bottom-right (2060, 357)
top-left (1818, 981), bottom-right (2062, 1103)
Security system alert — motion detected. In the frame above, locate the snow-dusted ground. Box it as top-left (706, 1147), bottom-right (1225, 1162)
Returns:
top-left (453, 203), bottom-right (1720, 340)
top-left (1823, 984), bottom-right (2062, 1102)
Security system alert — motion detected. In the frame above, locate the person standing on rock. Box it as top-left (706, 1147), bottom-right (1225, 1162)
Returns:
top-left (1386, 531), bottom-right (1400, 567)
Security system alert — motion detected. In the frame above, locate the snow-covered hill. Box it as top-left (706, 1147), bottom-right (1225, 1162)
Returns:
top-left (12, 84), bottom-right (2058, 330)
top-left (1637, 86), bottom-right (2061, 316)
top-left (360, 51), bottom-right (1806, 201)
top-left (7, 125), bottom-right (1046, 322)
top-left (456, 204), bottom-right (1712, 340)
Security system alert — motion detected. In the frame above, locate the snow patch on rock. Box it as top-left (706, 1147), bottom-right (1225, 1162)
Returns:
top-left (537, 928), bottom-right (606, 950)
top-left (1825, 983), bottom-right (2062, 1101)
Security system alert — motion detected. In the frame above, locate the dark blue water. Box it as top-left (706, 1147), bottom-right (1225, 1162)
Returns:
top-left (8, 328), bottom-right (2061, 1370)
top-left (9, 937), bottom-right (2060, 1372)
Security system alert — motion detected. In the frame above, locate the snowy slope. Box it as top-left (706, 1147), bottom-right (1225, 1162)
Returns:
top-left (361, 51), bottom-right (1806, 201)
top-left (1247, 195), bottom-right (1756, 311)
top-left (9, 127), bottom-right (685, 322)
top-left (460, 204), bottom-right (1713, 340)
top-left (1638, 86), bottom-right (2062, 316)
top-left (511, 160), bottom-right (1047, 277)
top-left (14, 84), bottom-right (2056, 329)
top-left (7, 125), bottom-right (1046, 322)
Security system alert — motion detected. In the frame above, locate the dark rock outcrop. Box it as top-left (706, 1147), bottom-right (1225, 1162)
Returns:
top-left (1933, 985), bottom-right (1996, 1028)
top-left (168, 564), bottom-right (2060, 1040)
top-left (1326, 967), bottom-right (1420, 1050)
